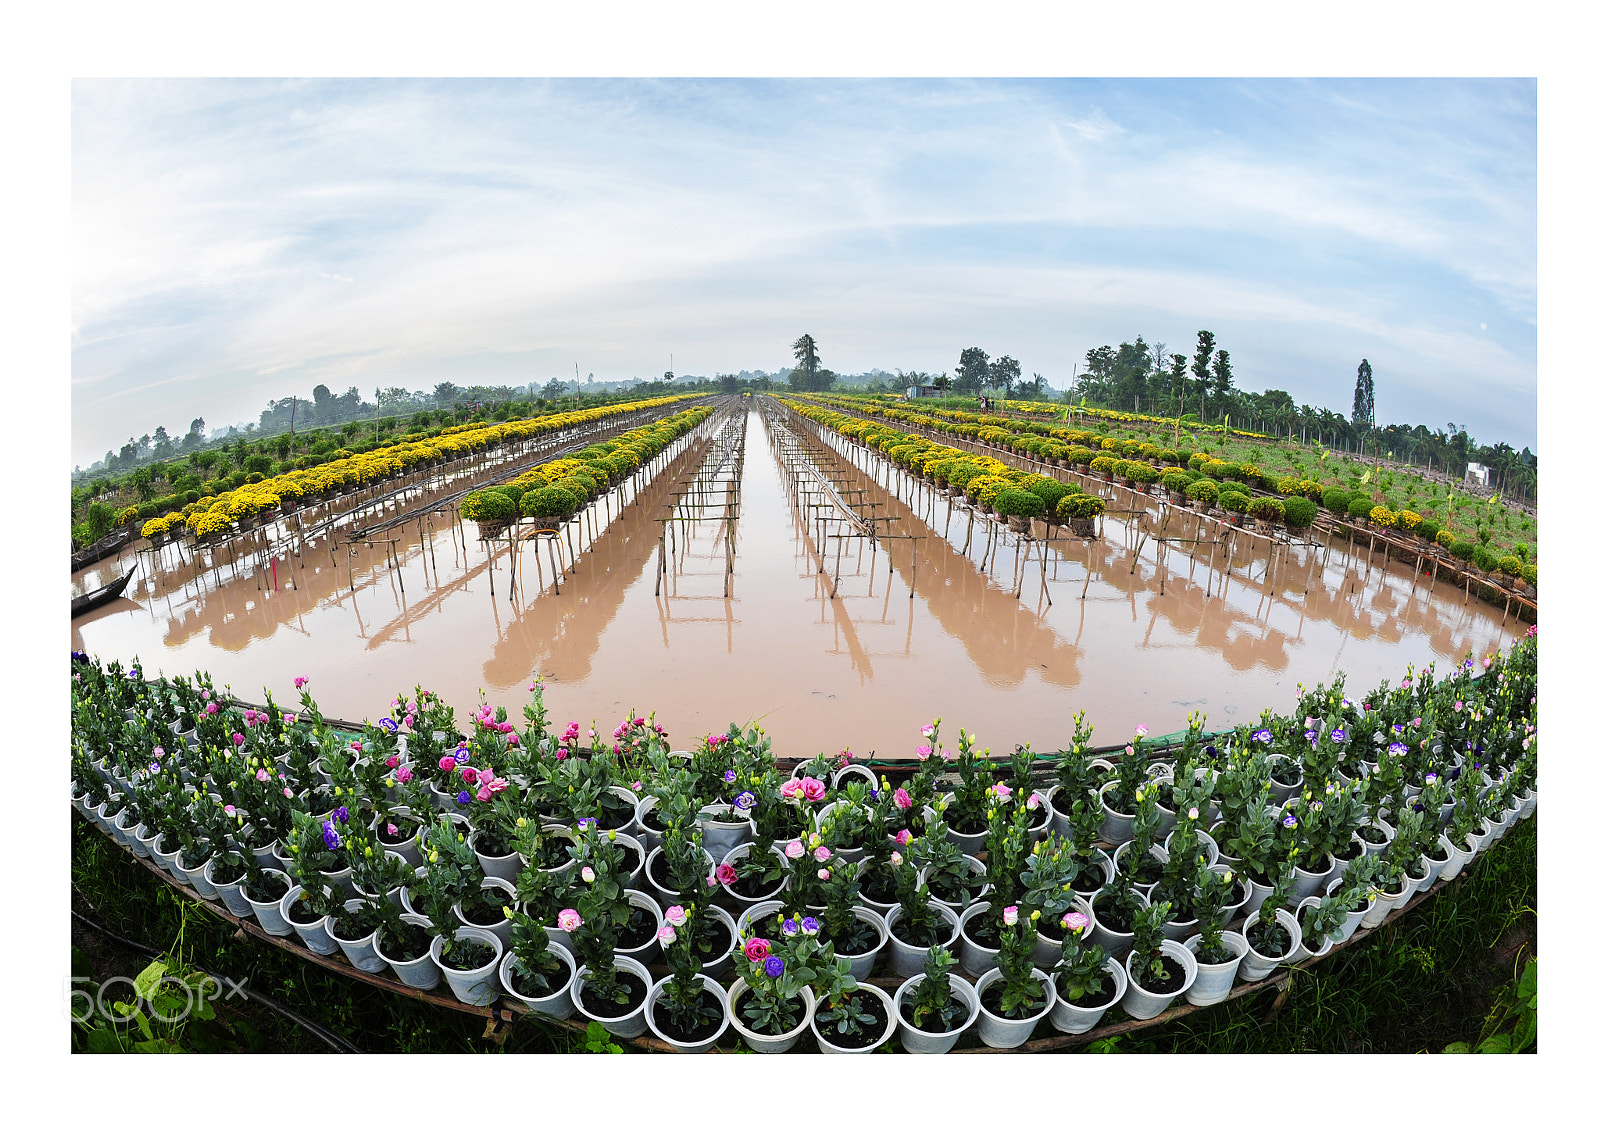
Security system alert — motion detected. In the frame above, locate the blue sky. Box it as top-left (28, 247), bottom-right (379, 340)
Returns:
top-left (71, 78), bottom-right (1536, 466)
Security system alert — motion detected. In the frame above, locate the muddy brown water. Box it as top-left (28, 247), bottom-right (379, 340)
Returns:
top-left (73, 401), bottom-right (1527, 760)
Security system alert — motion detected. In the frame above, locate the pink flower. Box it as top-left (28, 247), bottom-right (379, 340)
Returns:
top-left (1026, 791), bottom-right (1043, 811)
top-left (581, 867), bottom-right (596, 883)
top-left (665, 905), bottom-right (687, 926)
top-left (439, 755), bottom-right (456, 773)
top-left (817, 868), bottom-right (830, 880)
top-left (890, 850), bottom-right (904, 866)
top-left (921, 723), bottom-right (935, 738)
top-left (283, 787), bottom-right (293, 797)
top-left (940, 748), bottom-right (955, 762)
top-left (706, 874), bottom-right (718, 891)
top-left (657, 924), bottom-right (677, 947)
top-left (800, 778), bottom-right (826, 802)
top-left (555, 747), bottom-right (568, 761)
top-left (255, 769), bottom-right (270, 782)
top-left (474, 785), bottom-right (490, 802)
top-left (1002, 905), bottom-right (1019, 927)
top-left (460, 766), bottom-right (478, 785)
top-left (743, 937), bottom-right (771, 962)
top-left (223, 805), bottom-right (236, 817)
top-left (893, 787), bottom-right (912, 811)
top-left (840, 748), bottom-right (852, 763)
top-left (557, 909), bottom-right (582, 932)
top-left (507, 733), bottom-right (519, 746)
top-left (486, 776), bottom-right (507, 794)
top-left (396, 766), bottom-right (414, 784)
top-left (716, 863), bottom-right (738, 886)
top-left (350, 740), bottom-right (362, 753)
top-left (895, 828), bottom-right (912, 846)
top-left (1412, 717), bottom-right (1422, 728)
top-left (1454, 701), bottom-right (1464, 711)
top-left (993, 782), bottom-right (1013, 800)
top-left (813, 845), bottom-right (832, 863)
top-left (403, 714), bottom-right (414, 728)
top-left (780, 780), bottom-right (804, 800)
top-left (386, 822), bottom-right (398, 837)
top-left (385, 755), bottom-right (400, 768)
top-left (294, 676), bottom-right (308, 689)
top-left (231, 733), bottom-right (244, 746)
top-left (915, 745), bottom-right (932, 760)
top-left (284, 713), bottom-right (296, 725)
top-left (785, 840), bottom-right (804, 859)
top-left (1062, 910), bottom-right (1090, 934)
top-left (1134, 724), bottom-right (1148, 738)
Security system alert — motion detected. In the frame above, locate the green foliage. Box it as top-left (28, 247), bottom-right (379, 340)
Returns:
top-left (521, 485), bottom-right (578, 520)
top-left (994, 487), bottom-right (1045, 519)
top-left (459, 489), bottom-right (516, 523)
top-left (1187, 478), bottom-right (1219, 505)
top-left (1473, 544), bottom-right (1501, 572)
top-left (1443, 957), bottom-right (1536, 1054)
top-left (1282, 495), bottom-right (1317, 528)
top-left (1249, 496), bottom-right (1286, 524)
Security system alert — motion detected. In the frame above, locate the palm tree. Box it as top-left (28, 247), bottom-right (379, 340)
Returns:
top-left (792, 334), bottom-right (820, 391)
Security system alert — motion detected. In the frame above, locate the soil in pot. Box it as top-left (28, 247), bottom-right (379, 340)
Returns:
top-left (1357, 824), bottom-right (1388, 845)
top-left (287, 896), bottom-right (327, 926)
top-left (965, 915), bottom-right (1001, 949)
top-left (729, 872), bottom-right (785, 901)
top-left (595, 793), bottom-right (635, 830)
top-left (245, 872), bottom-right (289, 904)
top-left (979, 984), bottom-right (1046, 1019)
top-left (617, 905), bottom-right (658, 950)
top-left (818, 993), bottom-right (890, 1048)
top-left (1054, 973), bottom-right (1117, 1010)
top-left (473, 828), bottom-right (512, 858)
top-left (1124, 849), bottom-right (1165, 885)
top-left (890, 916), bottom-right (955, 949)
top-left (330, 906), bottom-right (380, 942)
top-left (1424, 840), bottom-right (1450, 863)
top-left (1271, 765), bottom-right (1303, 790)
top-left (510, 959), bottom-right (572, 1001)
top-left (948, 811), bottom-right (987, 837)
top-left (378, 816), bottom-right (421, 846)
top-left (210, 857), bottom-right (245, 886)
top-left (827, 917), bottom-right (883, 957)
top-left (1132, 960), bottom-right (1183, 996)
top-left (1332, 838), bottom-right (1363, 862)
top-left (930, 871), bottom-right (985, 905)
top-left (440, 938), bottom-right (497, 972)
top-left (580, 971), bottom-right (648, 1018)
top-left (861, 869), bottom-right (898, 905)
top-left (899, 997), bottom-right (970, 1033)
top-left (691, 917), bottom-right (733, 964)
top-left (380, 920), bottom-right (432, 962)
top-left (1095, 900), bottom-right (1135, 935)
top-left (653, 989), bottom-right (724, 1043)
top-left (1247, 918), bottom-right (1291, 958)
top-left (461, 888), bottom-right (513, 926)
top-left (640, 807), bottom-right (670, 837)
top-left (1073, 862), bottom-right (1108, 897)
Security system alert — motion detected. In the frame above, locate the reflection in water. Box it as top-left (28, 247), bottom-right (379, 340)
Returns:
top-left (72, 400), bottom-right (1528, 756)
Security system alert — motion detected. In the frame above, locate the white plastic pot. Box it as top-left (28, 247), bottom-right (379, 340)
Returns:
top-left (645, 973), bottom-right (731, 1053)
top-left (431, 926), bottom-right (505, 1006)
top-left (204, 857), bottom-right (257, 918)
top-left (1048, 957), bottom-right (1128, 1035)
top-left (375, 913), bottom-right (441, 989)
top-left (1182, 931), bottom-right (1247, 1006)
top-left (280, 885), bottom-right (338, 955)
top-left (1121, 941), bottom-right (1198, 1020)
top-left (883, 903), bottom-right (961, 978)
top-left (727, 980), bottom-right (815, 1054)
top-left (1239, 909), bottom-right (1303, 981)
top-left (328, 898), bottom-right (389, 972)
top-left (973, 966), bottom-right (1057, 1048)
top-left (242, 871), bottom-right (295, 936)
top-left (499, 942), bottom-right (577, 1020)
top-left (811, 982), bottom-right (898, 1054)
top-left (1087, 885), bottom-right (1148, 960)
top-left (893, 972), bottom-right (980, 1053)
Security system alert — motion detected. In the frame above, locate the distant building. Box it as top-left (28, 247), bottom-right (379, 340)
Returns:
top-left (1465, 462), bottom-right (1491, 487)
top-left (905, 385), bottom-right (943, 399)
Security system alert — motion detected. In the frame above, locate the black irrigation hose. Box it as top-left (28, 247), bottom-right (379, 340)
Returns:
top-left (69, 904), bottom-right (362, 1054)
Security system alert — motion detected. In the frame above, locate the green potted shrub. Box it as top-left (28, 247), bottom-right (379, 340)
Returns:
top-left (995, 487), bottom-right (1046, 533)
top-left (1187, 478), bottom-right (1219, 512)
top-left (1249, 496), bottom-right (1286, 528)
top-left (1282, 495), bottom-right (1317, 532)
top-left (1346, 494), bottom-right (1374, 525)
top-left (460, 489), bottom-right (517, 537)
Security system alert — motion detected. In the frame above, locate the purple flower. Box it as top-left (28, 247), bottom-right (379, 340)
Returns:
top-left (763, 956), bottom-right (785, 978)
top-left (723, 770), bottom-right (737, 783)
top-left (1388, 743), bottom-right (1409, 757)
top-left (799, 916), bottom-right (820, 936)
top-left (1204, 744), bottom-right (1217, 758)
top-left (780, 918), bottom-right (799, 937)
top-left (456, 790), bottom-right (471, 806)
top-left (322, 822), bottom-right (341, 850)
top-left (454, 748), bottom-right (470, 763)
top-left (1252, 728), bottom-right (1272, 743)
top-left (1304, 729), bottom-right (1317, 742)
top-left (1330, 729), bottom-right (1347, 743)
top-left (1282, 813), bottom-right (1298, 830)
top-left (333, 806), bottom-right (349, 824)
top-left (378, 716), bottom-right (398, 733)
top-left (576, 817), bottom-right (596, 830)
top-left (733, 791), bottom-right (756, 812)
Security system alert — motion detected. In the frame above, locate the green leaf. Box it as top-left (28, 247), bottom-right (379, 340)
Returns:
top-left (1476, 1033), bottom-right (1514, 1054)
top-left (1517, 959), bottom-right (1536, 1003)
top-left (133, 960), bottom-right (167, 1000)
top-left (83, 1027), bottom-right (126, 1054)
top-left (1441, 1041), bottom-right (1471, 1054)
top-left (133, 1038), bottom-right (185, 1054)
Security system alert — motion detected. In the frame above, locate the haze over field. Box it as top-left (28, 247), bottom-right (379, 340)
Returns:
top-left (72, 78), bottom-right (1536, 467)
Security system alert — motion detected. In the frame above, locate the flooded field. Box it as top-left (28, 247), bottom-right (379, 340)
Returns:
top-left (73, 398), bottom-right (1527, 759)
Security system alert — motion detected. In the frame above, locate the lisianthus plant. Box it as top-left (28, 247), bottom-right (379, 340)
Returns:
top-left (815, 856), bottom-right (879, 956)
top-left (503, 905), bottom-right (569, 999)
top-left (1297, 888), bottom-right (1357, 952)
top-left (1020, 834), bottom-right (1080, 935)
top-left (652, 903), bottom-right (723, 1039)
top-left (914, 802), bottom-right (982, 909)
top-left (904, 945), bottom-right (969, 1032)
top-left (1226, 789), bottom-right (1281, 886)
top-left (1188, 865), bottom-right (1237, 965)
top-left (968, 802), bottom-right (1032, 947)
top-left (1125, 900), bottom-right (1177, 991)
top-left (812, 946), bottom-right (879, 1045)
top-left (563, 821), bottom-right (644, 1011)
top-left (329, 818), bottom-right (409, 944)
top-left (509, 818), bottom-right (576, 922)
top-left (736, 916), bottom-right (829, 1035)
top-left (1120, 784), bottom-right (1166, 886)
top-left (1103, 724), bottom-right (1154, 818)
top-left (985, 906), bottom-right (1046, 1018)
top-left (944, 728), bottom-right (996, 836)
top-left (411, 813), bottom-right (490, 965)
top-left (1052, 909), bottom-right (1112, 1003)
top-left (890, 837), bottom-right (948, 947)
top-left (283, 807), bottom-right (350, 921)
top-left (1247, 860), bottom-right (1298, 958)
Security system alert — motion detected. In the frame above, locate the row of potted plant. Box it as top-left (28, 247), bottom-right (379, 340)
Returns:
top-left (70, 629), bottom-right (1535, 1052)
top-left (136, 394), bottom-right (706, 545)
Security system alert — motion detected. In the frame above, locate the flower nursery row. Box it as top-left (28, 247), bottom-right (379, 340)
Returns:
top-left (456, 404), bottom-right (717, 532)
top-left (70, 631), bottom-right (1536, 1053)
top-left (891, 391), bottom-right (1276, 440)
top-left (785, 395), bottom-right (1537, 589)
top-left (136, 395), bottom-right (707, 544)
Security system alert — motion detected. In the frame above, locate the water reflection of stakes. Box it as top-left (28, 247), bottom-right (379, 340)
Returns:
top-left (655, 406), bottom-right (747, 601)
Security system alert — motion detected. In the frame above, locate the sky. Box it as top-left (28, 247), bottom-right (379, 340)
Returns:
top-left (70, 78), bottom-right (1537, 467)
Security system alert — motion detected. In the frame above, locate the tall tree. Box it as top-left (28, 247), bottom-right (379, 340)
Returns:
top-left (1210, 348), bottom-right (1234, 417)
top-left (1168, 353), bottom-right (1187, 417)
top-left (990, 354), bottom-right (1021, 395)
top-left (1352, 359), bottom-right (1375, 438)
top-left (1191, 331), bottom-right (1216, 421)
top-left (792, 334), bottom-right (820, 391)
top-left (956, 347), bottom-right (990, 394)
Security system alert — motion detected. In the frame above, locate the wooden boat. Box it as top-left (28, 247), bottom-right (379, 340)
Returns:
top-left (71, 528), bottom-right (134, 573)
top-left (71, 567), bottom-right (135, 617)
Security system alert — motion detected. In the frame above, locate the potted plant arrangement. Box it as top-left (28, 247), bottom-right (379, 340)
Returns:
top-left (972, 906), bottom-right (1057, 1048)
top-left (645, 903), bottom-right (731, 1052)
top-left (892, 945), bottom-right (978, 1054)
top-left (727, 916), bottom-right (825, 1053)
top-left (1048, 909), bottom-right (1126, 1033)
top-left (1121, 901), bottom-right (1197, 1019)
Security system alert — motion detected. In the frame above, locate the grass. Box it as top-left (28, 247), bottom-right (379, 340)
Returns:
top-left (71, 813), bottom-right (1535, 1054)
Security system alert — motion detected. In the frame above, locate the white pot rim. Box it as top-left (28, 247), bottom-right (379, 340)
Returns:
top-left (891, 973), bottom-right (980, 1038)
